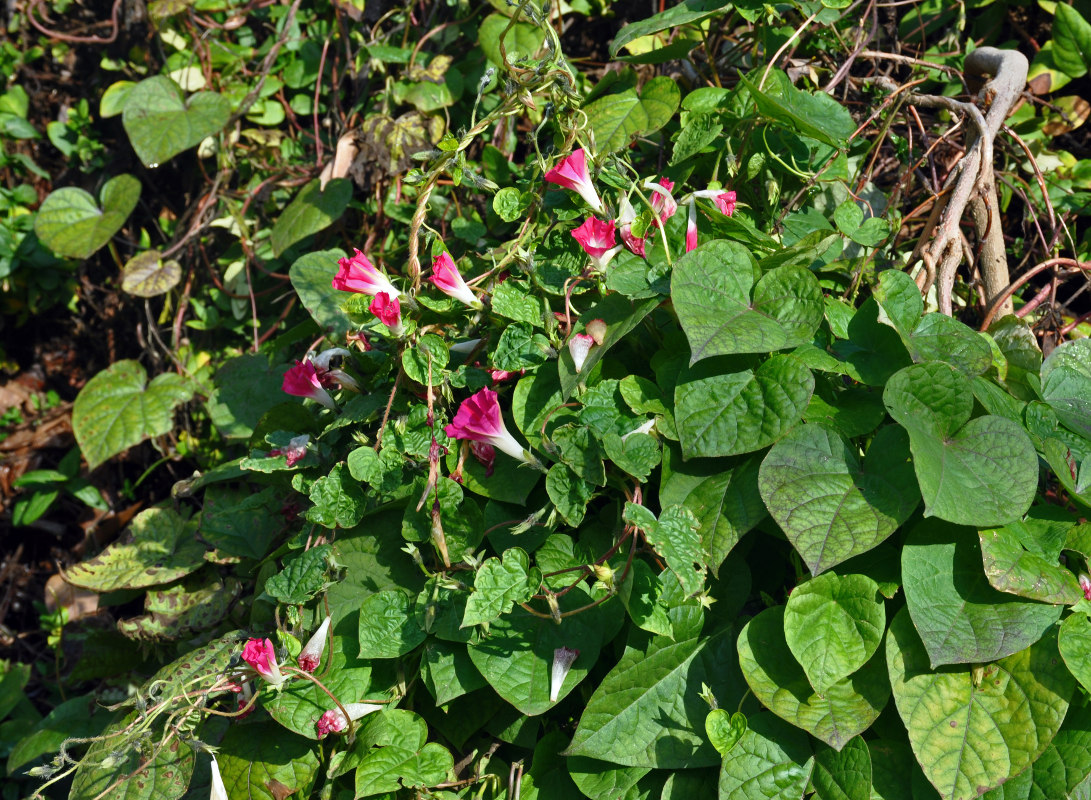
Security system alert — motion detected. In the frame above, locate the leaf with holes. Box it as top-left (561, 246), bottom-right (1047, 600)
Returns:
top-left (122, 75), bottom-right (230, 166)
top-left (35, 174), bottom-right (141, 260)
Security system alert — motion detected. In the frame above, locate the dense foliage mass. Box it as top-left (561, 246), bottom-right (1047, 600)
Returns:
top-left (2, 0), bottom-right (1091, 799)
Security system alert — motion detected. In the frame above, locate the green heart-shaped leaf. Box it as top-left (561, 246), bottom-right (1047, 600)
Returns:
top-left (902, 520), bottom-right (1062, 667)
top-left (122, 75), bottom-right (231, 167)
top-left (886, 608), bottom-right (1073, 800)
top-left (675, 355), bottom-right (814, 458)
top-left (672, 240), bottom-right (825, 362)
top-left (738, 606), bottom-right (890, 750)
top-left (34, 174), bottom-right (141, 259)
top-left (1041, 338), bottom-right (1091, 440)
top-left (72, 359), bottom-right (194, 468)
top-left (759, 424), bottom-right (919, 574)
top-left (884, 362), bottom-right (1037, 526)
top-left (584, 76), bottom-right (681, 154)
top-left (120, 249), bottom-right (182, 297)
top-left (783, 572), bottom-right (886, 694)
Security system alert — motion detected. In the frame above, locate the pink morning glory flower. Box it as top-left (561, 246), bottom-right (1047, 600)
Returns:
top-left (444, 387), bottom-right (532, 465)
top-left (572, 216), bottom-right (622, 271)
top-left (550, 646), bottom-right (580, 702)
top-left (282, 361), bottom-right (337, 411)
top-left (544, 148), bottom-right (605, 214)
top-left (617, 196), bottom-right (645, 257)
top-left (298, 615), bottom-right (331, 673)
top-left (568, 333), bottom-right (595, 373)
top-left (369, 292), bottom-right (404, 335)
top-left (647, 177), bottom-right (677, 226)
top-left (241, 637), bottom-right (284, 687)
top-left (693, 188), bottom-right (737, 217)
top-left (268, 433), bottom-right (311, 467)
top-left (430, 252), bottom-right (482, 309)
top-left (316, 702), bottom-right (384, 737)
top-left (685, 200), bottom-right (698, 253)
top-left (332, 249), bottom-right (400, 297)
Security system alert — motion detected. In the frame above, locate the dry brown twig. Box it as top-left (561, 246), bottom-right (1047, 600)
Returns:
top-left (865, 47), bottom-right (1028, 318)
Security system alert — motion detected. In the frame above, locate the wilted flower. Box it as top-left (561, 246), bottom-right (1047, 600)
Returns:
top-left (298, 616), bottom-right (331, 673)
top-left (568, 333), bottom-right (595, 373)
top-left (693, 187), bottom-right (737, 217)
top-left (241, 637), bottom-right (284, 688)
top-left (685, 200), bottom-right (698, 253)
top-left (232, 680), bottom-right (255, 719)
top-left (471, 441), bottom-right (496, 476)
top-left (544, 148), bottom-right (605, 214)
top-left (444, 387), bottom-right (532, 465)
top-left (282, 361), bottom-right (337, 411)
top-left (369, 292), bottom-right (404, 335)
top-left (1081, 573), bottom-right (1091, 601)
top-left (550, 647), bottom-right (580, 702)
top-left (312, 347), bottom-right (360, 393)
top-left (430, 252), bottom-right (482, 309)
top-left (622, 418), bottom-right (656, 441)
top-left (585, 318), bottom-right (607, 345)
top-left (332, 249), bottom-right (400, 297)
top-left (572, 217), bottom-right (622, 271)
top-left (268, 434), bottom-right (310, 467)
top-left (210, 754), bottom-right (228, 800)
top-left (316, 702), bottom-right (384, 737)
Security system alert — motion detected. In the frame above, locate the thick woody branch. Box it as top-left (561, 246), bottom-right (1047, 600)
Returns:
top-left (892, 47), bottom-right (1028, 317)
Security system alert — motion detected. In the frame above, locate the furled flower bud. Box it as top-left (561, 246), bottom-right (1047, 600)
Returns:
top-left (1081, 573), bottom-right (1091, 601)
top-left (210, 754), bottom-right (228, 800)
top-left (298, 616), bottom-right (332, 673)
top-left (568, 333), bottom-right (595, 373)
top-left (617, 196), bottom-right (645, 257)
top-left (584, 318), bottom-right (608, 345)
top-left (429, 252), bottom-right (482, 309)
top-left (241, 637), bottom-right (284, 688)
top-left (645, 177), bottom-right (678, 226)
top-left (315, 702), bottom-right (384, 737)
top-left (685, 199), bottom-right (698, 253)
top-left (550, 646), bottom-right (580, 702)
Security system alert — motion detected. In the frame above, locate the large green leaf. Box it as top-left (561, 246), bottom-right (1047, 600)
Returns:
top-left (902, 520), bottom-right (1062, 667)
top-left (978, 520), bottom-right (1083, 605)
top-left (884, 362), bottom-right (1037, 526)
top-left (675, 355), bottom-right (814, 458)
top-left (1053, 3), bottom-right (1091, 78)
top-left (673, 240), bottom-right (824, 362)
top-left (718, 712), bottom-right (814, 800)
top-left (217, 721), bottom-right (321, 800)
top-left (812, 736), bottom-right (872, 800)
top-left (73, 359), bottom-right (194, 469)
top-left (738, 606), bottom-right (890, 750)
top-left (759, 424), bottom-right (919, 574)
top-left (886, 608), bottom-right (1074, 800)
top-left (468, 585), bottom-right (621, 716)
top-left (783, 573), bottom-right (886, 695)
top-left (1059, 613), bottom-right (1091, 695)
top-left (206, 353), bottom-right (291, 439)
top-left (34, 174), bottom-right (141, 259)
top-left (354, 741), bottom-right (454, 797)
top-left (566, 627), bottom-right (747, 767)
top-left (609, 0), bottom-right (731, 57)
top-left (478, 12), bottom-right (545, 66)
top-left (358, 589), bottom-right (426, 659)
top-left (289, 248), bottom-right (352, 339)
top-left (1041, 338), bottom-right (1091, 440)
top-left (271, 178), bottom-right (353, 256)
top-left (831, 298), bottom-right (913, 386)
top-left (584, 76), bottom-right (680, 154)
top-left (659, 445), bottom-right (766, 576)
top-left (568, 756), bottom-right (650, 800)
top-left (63, 506), bottom-right (204, 591)
top-left (122, 75), bottom-right (230, 166)
top-left (738, 70), bottom-right (855, 147)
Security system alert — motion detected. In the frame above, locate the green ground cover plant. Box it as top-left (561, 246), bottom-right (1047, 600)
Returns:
top-left (3, 0), bottom-right (1091, 798)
